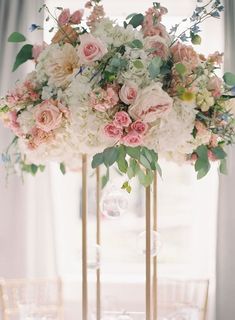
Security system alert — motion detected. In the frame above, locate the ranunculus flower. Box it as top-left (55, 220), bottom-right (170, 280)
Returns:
top-left (207, 76), bottom-right (222, 98)
top-left (77, 34), bottom-right (108, 64)
top-left (28, 126), bottom-right (54, 150)
top-left (171, 42), bottom-right (200, 70)
top-left (131, 119), bottom-right (148, 134)
top-left (114, 111), bottom-right (132, 127)
top-left (119, 81), bottom-right (138, 105)
top-left (122, 130), bottom-right (142, 146)
top-left (129, 83), bottom-right (173, 123)
top-left (70, 9), bottom-right (84, 24)
top-left (58, 9), bottom-right (71, 26)
top-left (34, 100), bottom-right (62, 132)
top-left (89, 87), bottom-right (119, 112)
top-left (144, 35), bottom-right (169, 60)
top-left (104, 122), bottom-right (123, 139)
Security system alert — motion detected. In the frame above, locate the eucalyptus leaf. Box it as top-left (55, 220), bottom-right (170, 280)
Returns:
top-left (12, 44), bottom-right (33, 72)
top-left (8, 32), bottom-right (26, 43)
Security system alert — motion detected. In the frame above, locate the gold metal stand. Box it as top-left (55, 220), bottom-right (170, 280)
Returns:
top-left (82, 154), bottom-right (88, 320)
top-left (96, 167), bottom-right (101, 320)
top-left (81, 159), bottom-right (158, 320)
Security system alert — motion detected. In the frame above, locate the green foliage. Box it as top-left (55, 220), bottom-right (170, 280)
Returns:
top-left (8, 32), bottom-right (26, 43)
top-left (60, 162), bottom-right (66, 175)
top-left (91, 145), bottom-right (161, 191)
top-left (175, 63), bottom-right (187, 76)
top-left (219, 159), bottom-right (227, 175)
top-left (223, 72), bottom-right (235, 86)
top-left (21, 163), bottom-right (45, 176)
top-left (12, 44), bottom-right (33, 71)
top-left (127, 13), bottom-right (144, 28)
top-left (194, 145), bottom-right (211, 179)
top-left (148, 57), bottom-right (163, 79)
top-left (211, 146), bottom-right (227, 160)
top-left (128, 39), bottom-right (144, 49)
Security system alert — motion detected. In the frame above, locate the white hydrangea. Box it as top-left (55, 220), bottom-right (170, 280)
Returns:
top-left (93, 18), bottom-right (143, 47)
top-left (144, 99), bottom-right (198, 163)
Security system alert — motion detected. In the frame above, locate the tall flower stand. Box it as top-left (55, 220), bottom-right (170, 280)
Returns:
top-left (81, 154), bottom-right (158, 320)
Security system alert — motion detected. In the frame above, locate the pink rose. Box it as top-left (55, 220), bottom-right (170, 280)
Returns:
top-left (207, 76), bottom-right (222, 98)
top-left (77, 33), bottom-right (108, 64)
top-left (129, 83), bottom-right (173, 123)
top-left (70, 9), bottom-right (84, 24)
top-left (122, 130), bottom-right (142, 147)
top-left (58, 9), bottom-right (71, 26)
top-left (32, 42), bottom-right (47, 61)
top-left (34, 100), bottom-right (62, 132)
top-left (171, 42), bottom-right (200, 70)
top-left (104, 122), bottom-right (123, 139)
top-left (144, 35), bottom-right (169, 60)
top-left (131, 119), bottom-right (148, 134)
top-left (119, 81), bottom-right (138, 105)
top-left (114, 111), bottom-right (131, 127)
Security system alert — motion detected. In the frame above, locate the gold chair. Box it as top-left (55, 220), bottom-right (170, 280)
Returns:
top-left (158, 278), bottom-right (209, 320)
top-left (0, 277), bottom-right (64, 320)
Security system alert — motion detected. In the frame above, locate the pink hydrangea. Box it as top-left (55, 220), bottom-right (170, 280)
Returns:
top-left (207, 76), bottom-right (222, 98)
top-left (28, 127), bottom-right (54, 150)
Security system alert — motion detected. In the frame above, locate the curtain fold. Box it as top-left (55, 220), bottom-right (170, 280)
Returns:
top-left (216, 1), bottom-right (235, 319)
top-left (0, 0), bottom-right (57, 278)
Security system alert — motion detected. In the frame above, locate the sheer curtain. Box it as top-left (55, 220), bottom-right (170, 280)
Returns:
top-left (0, 0), bottom-right (57, 278)
top-left (216, 1), bottom-right (235, 319)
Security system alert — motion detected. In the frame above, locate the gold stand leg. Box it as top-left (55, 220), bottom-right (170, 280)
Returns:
top-left (96, 167), bottom-right (101, 320)
top-left (82, 154), bottom-right (88, 320)
top-left (146, 185), bottom-right (152, 320)
top-left (153, 173), bottom-right (158, 320)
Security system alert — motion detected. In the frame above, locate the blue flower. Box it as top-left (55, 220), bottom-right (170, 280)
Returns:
top-left (29, 24), bottom-right (42, 32)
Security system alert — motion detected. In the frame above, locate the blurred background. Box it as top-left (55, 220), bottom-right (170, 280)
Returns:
top-left (0, 0), bottom-right (234, 319)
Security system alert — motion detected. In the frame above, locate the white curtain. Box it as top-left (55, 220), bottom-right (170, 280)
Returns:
top-left (0, 0), bottom-right (57, 278)
top-left (216, 1), bottom-right (235, 319)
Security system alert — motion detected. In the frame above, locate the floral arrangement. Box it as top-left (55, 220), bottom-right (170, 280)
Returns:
top-left (1, 0), bottom-right (235, 190)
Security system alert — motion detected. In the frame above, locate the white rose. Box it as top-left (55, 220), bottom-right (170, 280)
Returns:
top-left (129, 83), bottom-right (173, 123)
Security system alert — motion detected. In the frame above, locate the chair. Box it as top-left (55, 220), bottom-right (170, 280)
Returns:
top-left (158, 278), bottom-right (209, 320)
top-left (0, 277), bottom-right (64, 320)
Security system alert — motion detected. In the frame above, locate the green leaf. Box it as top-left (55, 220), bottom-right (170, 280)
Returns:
top-left (0, 105), bottom-right (9, 113)
top-left (102, 167), bottom-right (109, 188)
top-left (127, 166), bottom-right (135, 179)
top-left (223, 72), bottom-right (235, 86)
top-left (219, 159), bottom-right (227, 175)
top-left (103, 147), bottom-right (119, 167)
top-left (8, 32), bottom-right (26, 43)
top-left (129, 39), bottom-right (143, 49)
top-left (126, 13), bottom-right (138, 20)
top-left (31, 164), bottom-right (38, 175)
top-left (155, 162), bottom-right (162, 177)
top-left (91, 152), bottom-right (104, 168)
top-left (121, 181), bottom-right (132, 193)
top-left (117, 145), bottom-right (128, 173)
top-left (60, 163), bottom-right (66, 175)
top-left (148, 57), bottom-right (163, 79)
top-left (126, 146), bottom-right (140, 159)
top-left (12, 44), bottom-right (33, 71)
top-left (133, 60), bottom-right (144, 69)
top-left (195, 145), bottom-right (208, 161)
top-left (211, 146), bottom-right (227, 160)
top-left (128, 13), bottom-right (144, 28)
top-left (138, 169), bottom-right (147, 186)
top-left (139, 154), bottom-right (151, 170)
top-left (175, 63), bottom-right (187, 76)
